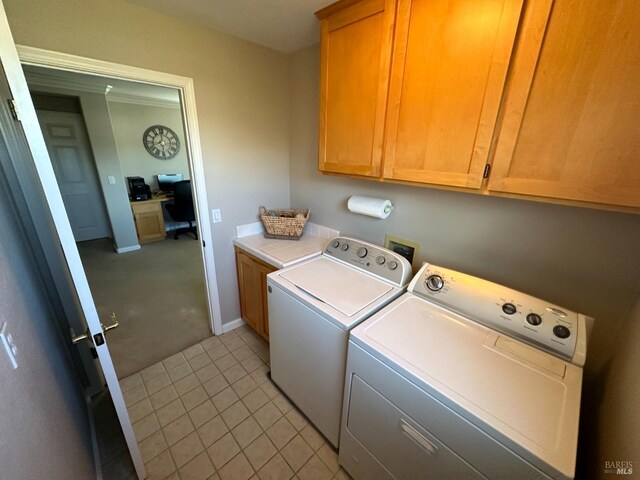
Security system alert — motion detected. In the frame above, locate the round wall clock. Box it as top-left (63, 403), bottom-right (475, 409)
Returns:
top-left (143, 125), bottom-right (181, 159)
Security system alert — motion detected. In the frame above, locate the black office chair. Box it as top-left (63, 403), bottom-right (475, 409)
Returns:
top-left (165, 180), bottom-right (198, 240)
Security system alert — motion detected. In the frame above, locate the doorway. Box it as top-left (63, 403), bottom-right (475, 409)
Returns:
top-left (22, 63), bottom-right (218, 379)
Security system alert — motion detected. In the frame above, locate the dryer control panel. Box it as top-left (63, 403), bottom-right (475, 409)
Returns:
top-left (324, 237), bottom-right (412, 287)
top-left (408, 263), bottom-right (591, 366)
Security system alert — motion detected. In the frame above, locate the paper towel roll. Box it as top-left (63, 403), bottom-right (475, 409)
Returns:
top-left (347, 195), bottom-right (394, 219)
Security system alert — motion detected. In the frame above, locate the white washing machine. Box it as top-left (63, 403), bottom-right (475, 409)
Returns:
top-left (267, 236), bottom-right (412, 447)
top-left (340, 262), bottom-right (592, 480)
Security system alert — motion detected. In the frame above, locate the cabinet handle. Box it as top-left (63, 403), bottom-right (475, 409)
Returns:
top-left (399, 419), bottom-right (438, 456)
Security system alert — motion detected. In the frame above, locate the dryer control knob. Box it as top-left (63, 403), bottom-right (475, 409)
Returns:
top-left (341, 243), bottom-right (349, 251)
top-left (357, 247), bottom-right (368, 258)
top-left (425, 274), bottom-right (444, 291)
top-left (376, 256), bottom-right (386, 265)
top-left (387, 260), bottom-right (398, 270)
top-left (502, 303), bottom-right (517, 315)
top-left (526, 313), bottom-right (542, 326)
top-left (331, 240), bottom-right (340, 248)
top-left (553, 325), bottom-right (571, 339)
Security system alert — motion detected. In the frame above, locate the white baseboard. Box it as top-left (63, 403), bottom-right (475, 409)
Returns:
top-left (115, 244), bottom-right (141, 254)
top-left (221, 317), bottom-right (246, 333)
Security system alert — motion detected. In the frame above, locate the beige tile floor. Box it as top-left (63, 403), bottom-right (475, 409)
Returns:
top-left (120, 326), bottom-right (352, 480)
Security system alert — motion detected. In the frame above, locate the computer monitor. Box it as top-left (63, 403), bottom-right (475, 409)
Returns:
top-left (156, 173), bottom-right (183, 193)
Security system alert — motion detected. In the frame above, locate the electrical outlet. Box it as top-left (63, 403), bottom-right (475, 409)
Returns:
top-left (107, 176), bottom-right (116, 185)
top-left (0, 322), bottom-right (18, 369)
top-left (212, 209), bottom-right (222, 224)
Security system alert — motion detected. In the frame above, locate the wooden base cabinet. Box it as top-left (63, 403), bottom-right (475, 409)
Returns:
top-left (235, 247), bottom-right (276, 342)
top-left (130, 199), bottom-right (166, 244)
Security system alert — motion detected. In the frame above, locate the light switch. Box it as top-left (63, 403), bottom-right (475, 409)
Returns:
top-left (108, 176), bottom-right (116, 185)
top-left (212, 209), bottom-right (222, 224)
top-left (0, 322), bottom-right (18, 369)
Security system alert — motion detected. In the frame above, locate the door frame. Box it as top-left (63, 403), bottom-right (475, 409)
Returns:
top-left (17, 45), bottom-right (224, 337)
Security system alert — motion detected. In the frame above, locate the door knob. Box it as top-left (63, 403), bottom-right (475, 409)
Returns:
top-left (71, 329), bottom-right (91, 345)
top-left (71, 313), bottom-right (119, 345)
top-left (101, 313), bottom-right (119, 333)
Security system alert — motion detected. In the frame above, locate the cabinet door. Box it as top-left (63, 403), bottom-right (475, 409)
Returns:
top-left (488, 0), bottom-right (640, 208)
top-left (383, 0), bottom-right (523, 188)
top-left (317, 0), bottom-right (396, 177)
top-left (235, 248), bottom-right (275, 341)
top-left (132, 202), bottom-right (165, 243)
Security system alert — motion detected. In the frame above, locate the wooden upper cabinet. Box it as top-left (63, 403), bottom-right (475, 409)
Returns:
top-left (382, 0), bottom-right (523, 188)
top-left (488, 0), bottom-right (640, 208)
top-left (316, 0), bottom-right (396, 177)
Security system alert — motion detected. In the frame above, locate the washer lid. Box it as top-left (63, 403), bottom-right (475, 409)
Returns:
top-left (278, 257), bottom-right (393, 317)
top-left (351, 294), bottom-right (582, 479)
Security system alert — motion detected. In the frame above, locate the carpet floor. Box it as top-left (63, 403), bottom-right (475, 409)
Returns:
top-left (78, 237), bottom-right (212, 379)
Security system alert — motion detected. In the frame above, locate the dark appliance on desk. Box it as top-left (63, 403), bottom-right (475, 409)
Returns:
top-left (127, 176), bottom-right (151, 201)
top-left (156, 173), bottom-right (183, 196)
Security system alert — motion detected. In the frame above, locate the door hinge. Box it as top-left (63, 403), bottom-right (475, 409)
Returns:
top-left (483, 164), bottom-right (491, 179)
top-left (202, 240), bottom-right (206, 248)
top-left (7, 99), bottom-right (20, 122)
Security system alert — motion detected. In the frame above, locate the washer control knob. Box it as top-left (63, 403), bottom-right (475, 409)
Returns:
top-left (502, 303), bottom-right (517, 315)
top-left (553, 325), bottom-right (571, 339)
top-left (376, 256), bottom-right (386, 265)
top-left (526, 313), bottom-right (542, 326)
top-left (331, 240), bottom-right (340, 248)
top-left (387, 260), bottom-right (398, 271)
top-left (357, 247), bottom-right (368, 258)
top-left (425, 275), bottom-right (444, 291)
top-left (341, 243), bottom-right (349, 251)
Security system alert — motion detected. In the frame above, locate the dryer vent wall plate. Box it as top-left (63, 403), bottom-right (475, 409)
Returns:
top-left (384, 234), bottom-right (420, 269)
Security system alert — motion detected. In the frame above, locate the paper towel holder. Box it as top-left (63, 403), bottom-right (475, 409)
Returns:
top-left (347, 195), bottom-right (395, 219)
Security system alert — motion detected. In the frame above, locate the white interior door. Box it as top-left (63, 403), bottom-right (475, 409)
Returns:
top-left (37, 111), bottom-right (112, 242)
top-left (0, 5), bottom-right (146, 479)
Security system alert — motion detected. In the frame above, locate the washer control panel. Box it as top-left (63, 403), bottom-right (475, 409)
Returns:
top-left (409, 263), bottom-right (589, 365)
top-left (325, 237), bottom-right (412, 286)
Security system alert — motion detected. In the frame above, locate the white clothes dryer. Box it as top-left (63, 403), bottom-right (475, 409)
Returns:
top-left (340, 262), bottom-right (591, 480)
top-left (267, 237), bottom-right (412, 447)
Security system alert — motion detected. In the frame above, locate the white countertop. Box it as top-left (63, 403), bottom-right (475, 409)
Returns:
top-left (233, 233), bottom-right (329, 269)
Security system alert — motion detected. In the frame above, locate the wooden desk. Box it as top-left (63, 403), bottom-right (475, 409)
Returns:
top-left (130, 195), bottom-right (172, 244)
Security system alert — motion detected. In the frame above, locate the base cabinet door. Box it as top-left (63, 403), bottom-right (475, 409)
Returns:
top-left (131, 201), bottom-right (165, 244)
top-left (488, 0), bottom-right (640, 208)
top-left (235, 247), bottom-right (276, 341)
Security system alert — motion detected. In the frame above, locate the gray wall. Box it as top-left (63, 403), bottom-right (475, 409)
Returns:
top-left (289, 45), bottom-right (640, 379)
top-left (80, 92), bottom-right (140, 250)
top-left (108, 100), bottom-right (190, 190)
top-left (0, 135), bottom-right (95, 479)
top-left (581, 293), bottom-right (640, 479)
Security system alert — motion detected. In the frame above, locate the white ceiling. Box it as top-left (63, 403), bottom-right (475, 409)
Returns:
top-left (24, 65), bottom-right (180, 106)
top-left (125, 0), bottom-right (335, 53)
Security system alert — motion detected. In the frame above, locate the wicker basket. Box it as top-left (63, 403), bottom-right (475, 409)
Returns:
top-left (259, 206), bottom-right (310, 240)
